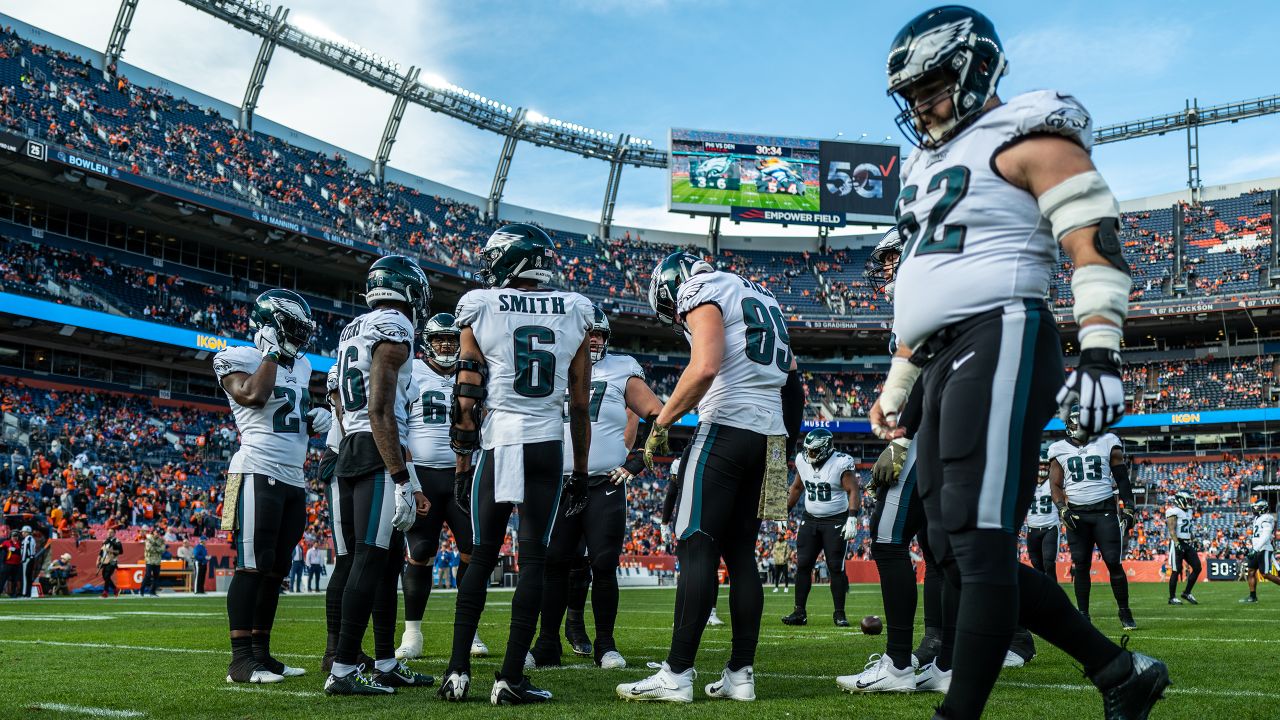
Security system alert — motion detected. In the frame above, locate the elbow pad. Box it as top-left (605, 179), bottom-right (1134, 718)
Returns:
top-left (1038, 170), bottom-right (1120, 247)
top-left (450, 359), bottom-right (488, 456)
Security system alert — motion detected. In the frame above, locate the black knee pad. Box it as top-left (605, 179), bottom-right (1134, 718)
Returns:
top-left (254, 549), bottom-right (276, 576)
top-left (951, 530), bottom-right (1018, 586)
top-left (872, 542), bottom-right (910, 563)
top-left (517, 541), bottom-right (547, 565)
top-left (590, 552), bottom-right (619, 577)
top-left (409, 537), bottom-right (439, 565)
top-left (569, 554), bottom-right (590, 572)
top-left (468, 543), bottom-right (500, 571)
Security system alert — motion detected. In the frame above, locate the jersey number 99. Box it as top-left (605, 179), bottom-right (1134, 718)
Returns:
top-left (741, 297), bottom-right (792, 371)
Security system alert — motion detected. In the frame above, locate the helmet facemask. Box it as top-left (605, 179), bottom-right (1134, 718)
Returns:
top-left (427, 331), bottom-right (460, 368)
top-left (589, 330), bottom-right (609, 364)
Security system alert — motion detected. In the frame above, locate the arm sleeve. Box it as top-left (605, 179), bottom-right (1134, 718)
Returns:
top-left (1112, 459), bottom-right (1134, 508)
top-left (781, 369), bottom-right (804, 454)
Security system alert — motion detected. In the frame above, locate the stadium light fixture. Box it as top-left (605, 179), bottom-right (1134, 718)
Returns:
top-left (526, 110), bottom-right (547, 124)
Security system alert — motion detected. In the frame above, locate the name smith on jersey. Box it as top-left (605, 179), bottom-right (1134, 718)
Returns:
top-left (497, 294), bottom-right (568, 314)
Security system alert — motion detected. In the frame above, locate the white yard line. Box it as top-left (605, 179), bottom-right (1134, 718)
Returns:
top-left (222, 685), bottom-right (322, 698)
top-left (29, 703), bottom-right (144, 718)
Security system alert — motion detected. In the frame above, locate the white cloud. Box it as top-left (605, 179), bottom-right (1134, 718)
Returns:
top-left (1004, 21), bottom-right (1191, 89)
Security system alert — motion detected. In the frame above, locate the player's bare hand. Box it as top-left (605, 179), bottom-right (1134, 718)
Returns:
top-left (414, 490), bottom-right (430, 516)
top-left (870, 399), bottom-right (906, 440)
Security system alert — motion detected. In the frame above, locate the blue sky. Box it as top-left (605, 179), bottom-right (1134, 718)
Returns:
top-left (10, 0), bottom-right (1280, 235)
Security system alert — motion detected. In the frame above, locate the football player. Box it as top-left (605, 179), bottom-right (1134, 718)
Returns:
top-left (396, 313), bottom-right (487, 660)
top-left (838, 228), bottom-right (951, 695)
top-left (1025, 456), bottom-right (1059, 579)
top-left (781, 429), bottom-right (859, 628)
top-left (319, 364), bottom-right (376, 673)
top-left (214, 289), bottom-right (330, 684)
top-left (870, 7), bottom-right (1168, 718)
top-left (530, 306), bottom-right (664, 671)
top-left (325, 256), bottom-right (434, 695)
top-left (1241, 500), bottom-right (1280, 603)
top-left (616, 251), bottom-right (803, 703)
top-left (438, 224), bottom-right (595, 705)
top-left (1165, 491), bottom-right (1201, 605)
top-left (1049, 408), bottom-right (1136, 628)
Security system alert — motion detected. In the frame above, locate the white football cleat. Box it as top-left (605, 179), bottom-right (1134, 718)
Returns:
top-left (599, 650), bottom-right (627, 669)
top-left (914, 661), bottom-right (952, 693)
top-left (396, 628), bottom-right (423, 660)
top-left (437, 670), bottom-right (470, 702)
top-left (278, 664), bottom-right (306, 677)
top-left (226, 667), bottom-right (284, 684)
top-left (470, 633), bottom-right (489, 657)
top-left (616, 662), bottom-right (694, 703)
top-left (1003, 650), bottom-right (1026, 668)
top-left (836, 653), bottom-right (915, 693)
top-left (706, 608), bottom-right (725, 627)
top-left (705, 665), bottom-right (755, 701)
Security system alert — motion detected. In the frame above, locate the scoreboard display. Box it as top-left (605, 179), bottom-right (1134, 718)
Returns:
top-left (669, 128), bottom-right (900, 227)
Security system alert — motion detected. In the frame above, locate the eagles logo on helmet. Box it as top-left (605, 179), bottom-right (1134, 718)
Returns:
top-left (802, 428), bottom-right (835, 465)
top-left (475, 223), bottom-right (557, 288)
top-left (589, 305), bottom-right (610, 363)
top-left (1172, 492), bottom-right (1194, 512)
top-left (249, 289), bottom-right (316, 359)
top-left (886, 5), bottom-right (1008, 148)
top-left (648, 251), bottom-right (715, 331)
top-left (365, 255), bottom-right (432, 330)
top-left (1252, 499), bottom-right (1271, 515)
top-left (422, 312), bottom-right (461, 368)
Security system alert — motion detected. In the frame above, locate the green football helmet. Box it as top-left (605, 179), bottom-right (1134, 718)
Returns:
top-left (475, 223), bottom-right (557, 288)
top-left (648, 251), bottom-right (714, 330)
top-left (589, 305), bottom-right (610, 363)
top-left (1172, 492), bottom-right (1194, 512)
top-left (887, 5), bottom-right (1008, 148)
top-left (422, 312), bottom-right (461, 368)
top-left (365, 255), bottom-right (431, 329)
top-left (249, 288), bottom-right (315, 358)
top-left (803, 428), bottom-right (835, 464)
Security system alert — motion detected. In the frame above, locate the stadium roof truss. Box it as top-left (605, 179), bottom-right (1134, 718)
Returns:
top-left (102, 0), bottom-right (1280, 232)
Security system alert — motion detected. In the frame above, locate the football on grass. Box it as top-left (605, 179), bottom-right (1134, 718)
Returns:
top-left (861, 615), bottom-right (883, 635)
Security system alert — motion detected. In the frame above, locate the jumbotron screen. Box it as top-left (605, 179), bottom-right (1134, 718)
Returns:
top-left (668, 128), bottom-right (900, 227)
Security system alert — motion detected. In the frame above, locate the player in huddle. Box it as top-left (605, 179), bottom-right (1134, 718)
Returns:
top-left (214, 289), bottom-right (330, 684)
top-left (617, 251), bottom-right (803, 703)
top-left (781, 429), bottom-right (859, 628)
top-left (325, 256), bottom-right (434, 696)
top-left (869, 6), bottom-right (1167, 718)
top-left (530, 306), bottom-right (664, 671)
top-left (396, 313), bottom-right (488, 661)
top-left (1048, 408), bottom-right (1137, 628)
top-left (440, 224), bottom-right (595, 705)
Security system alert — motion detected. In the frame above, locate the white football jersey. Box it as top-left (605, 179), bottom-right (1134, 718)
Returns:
top-left (1252, 513), bottom-right (1276, 552)
top-left (562, 353), bottom-right (645, 476)
top-left (1165, 505), bottom-right (1192, 540)
top-left (677, 270), bottom-right (789, 436)
top-left (794, 451), bottom-right (854, 518)
top-left (1048, 433), bottom-right (1122, 506)
top-left (407, 359), bottom-right (456, 469)
top-left (892, 91), bottom-right (1092, 349)
top-left (324, 364), bottom-right (342, 453)
top-left (1026, 479), bottom-right (1057, 529)
top-left (456, 287), bottom-right (594, 449)
top-left (335, 307), bottom-right (416, 442)
top-left (213, 346), bottom-right (312, 487)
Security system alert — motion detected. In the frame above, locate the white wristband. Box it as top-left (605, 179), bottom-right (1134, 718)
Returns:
top-left (1078, 324), bottom-right (1122, 351)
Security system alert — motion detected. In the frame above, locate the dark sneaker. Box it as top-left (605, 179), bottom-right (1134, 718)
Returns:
top-left (437, 669), bottom-right (470, 701)
top-left (1119, 608), bottom-right (1138, 631)
top-left (1240, 595), bottom-right (1258, 604)
top-left (226, 657), bottom-right (284, 684)
top-left (833, 610), bottom-right (850, 628)
top-left (323, 667), bottom-right (395, 696)
top-left (1098, 649), bottom-right (1170, 720)
top-left (1180, 592), bottom-right (1198, 605)
top-left (374, 661), bottom-right (435, 688)
top-left (491, 673), bottom-right (552, 705)
top-left (781, 608), bottom-right (807, 626)
top-left (566, 610), bottom-right (592, 658)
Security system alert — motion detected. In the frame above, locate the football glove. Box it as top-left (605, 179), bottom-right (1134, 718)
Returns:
top-left (608, 466), bottom-right (634, 486)
top-left (1059, 505), bottom-right (1080, 532)
top-left (454, 469), bottom-right (473, 514)
top-left (1119, 507), bottom-right (1135, 536)
top-left (643, 423), bottom-right (671, 472)
top-left (306, 407), bottom-right (332, 435)
top-left (841, 516), bottom-right (859, 541)
top-left (871, 438), bottom-right (910, 491)
top-left (392, 474), bottom-right (423, 532)
top-left (1056, 348), bottom-right (1125, 440)
top-left (254, 325), bottom-right (284, 360)
top-left (564, 471), bottom-right (589, 517)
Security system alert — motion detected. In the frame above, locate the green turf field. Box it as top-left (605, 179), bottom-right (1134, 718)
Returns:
top-left (0, 582), bottom-right (1275, 719)
top-left (671, 179), bottom-right (821, 212)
